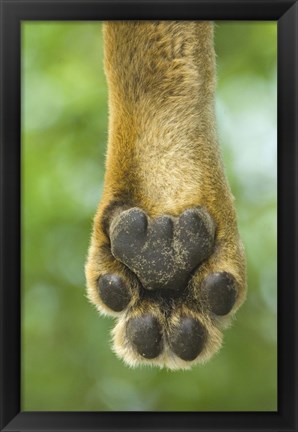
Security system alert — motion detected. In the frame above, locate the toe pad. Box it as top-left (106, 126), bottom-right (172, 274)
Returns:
top-left (201, 272), bottom-right (237, 316)
top-left (168, 317), bottom-right (207, 361)
top-left (126, 314), bottom-right (163, 359)
top-left (98, 274), bottom-right (131, 312)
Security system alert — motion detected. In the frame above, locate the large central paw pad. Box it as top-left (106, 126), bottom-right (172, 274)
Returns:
top-left (109, 207), bottom-right (215, 291)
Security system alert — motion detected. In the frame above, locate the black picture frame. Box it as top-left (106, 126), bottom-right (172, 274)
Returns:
top-left (0, 0), bottom-right (297, 431)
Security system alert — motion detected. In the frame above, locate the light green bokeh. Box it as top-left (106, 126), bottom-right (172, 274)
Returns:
top-left (22, 22), bottom-right (277, 411)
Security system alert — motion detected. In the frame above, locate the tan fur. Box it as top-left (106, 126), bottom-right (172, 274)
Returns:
top-left (85, 21), bottom-right (246, 369)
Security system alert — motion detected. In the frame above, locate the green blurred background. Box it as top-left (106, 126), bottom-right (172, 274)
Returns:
top-left (21, 22), bottom-right (277, 411)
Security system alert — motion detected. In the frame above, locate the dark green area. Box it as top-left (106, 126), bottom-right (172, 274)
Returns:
top-left (22, 22), bottom-right (277, 411)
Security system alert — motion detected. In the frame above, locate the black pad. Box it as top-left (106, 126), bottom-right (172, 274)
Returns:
top-left (98, 274), bottom-right (131, 312)
top-left (201, 272), bottom-right (237, 316)
top-left (168, 316), bottom-right (207, 361)
top-left (126, 314), bottom-right (163, 359)
top-left (110, 207), bottom-right (215, 292)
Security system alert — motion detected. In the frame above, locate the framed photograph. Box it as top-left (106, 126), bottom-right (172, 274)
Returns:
top-left (1, 1), bottom-right (297, 431)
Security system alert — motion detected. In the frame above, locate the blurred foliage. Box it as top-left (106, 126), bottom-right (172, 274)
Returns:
top-left (22, 22), bottom-right (277, 411)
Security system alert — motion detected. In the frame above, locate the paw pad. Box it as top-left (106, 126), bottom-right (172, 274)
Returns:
top-left (110, 207), bottom-right (215, 292)
top-left (126, 314), bottom-right (163, 359)
top-left (168, 316), bottom-right (207, 360)
top-left (98, 274), bottom-right (131, 312)
top-left (201, 272), bottom-right (237, 316)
